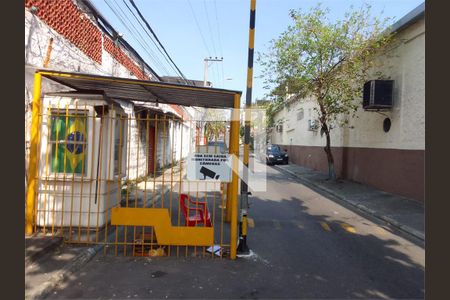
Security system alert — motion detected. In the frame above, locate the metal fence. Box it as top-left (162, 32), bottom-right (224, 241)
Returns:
top-left (32, 97), bottom-right (235, 258)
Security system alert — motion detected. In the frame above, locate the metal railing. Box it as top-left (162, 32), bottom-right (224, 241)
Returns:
top-left (31, 98), bottom-right (234, 258)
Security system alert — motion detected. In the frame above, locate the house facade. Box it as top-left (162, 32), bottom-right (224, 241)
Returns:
top-left (25, 0), bottom-right (194, 177)
top-left (270, 3), bottom-right (425, 202)
top-left (25, 0), bottom-right (197, 227)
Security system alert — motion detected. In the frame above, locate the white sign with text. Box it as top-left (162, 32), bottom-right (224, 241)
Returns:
top-left (186, 153), bottom-right (231, 182)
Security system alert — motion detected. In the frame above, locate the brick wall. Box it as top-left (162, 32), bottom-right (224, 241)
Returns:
top-left (24, 0), bottom-right (153, 82)
top-left (25, 0), bottom-right (187, 119)
top-left (103, 37), bottom-right (149, 80)
top-left (25, 0), bottom-right (102, 64)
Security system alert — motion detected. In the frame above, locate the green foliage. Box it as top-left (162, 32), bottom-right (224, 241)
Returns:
top-left (258, 3), bottom-right (392, 179)
top-left (259, 3), bottom-right (392, 128)
top-left (204, 110), bottom-right (227, 141)
top-left (265, 97), bottom-right (284, 129)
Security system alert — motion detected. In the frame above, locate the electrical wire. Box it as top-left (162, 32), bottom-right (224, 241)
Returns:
top-left (203, 0), bottom-right (217, 57)
top-left (187, 0), bottom-right (211, 57)
top-left (103, 0), bottom-right (171, 75)
top-left (80, 0), bottom-right (161, 79)
top-left (106, 0), bottom-right (167, 74)
top-left (187, 0), bottom-right (223, 86)
top-left (117, 0), bottom-right (178, 76)
top-left (121, 0), bottom-right (188, 81)
top-left (128, 0), bottom-right (188, 83)
top-left (203, 0), bottom-right (220, 87)
top-left (111, 0), bottom-right (170, 73)
top-left (213, 0), bottom-right (226, 87)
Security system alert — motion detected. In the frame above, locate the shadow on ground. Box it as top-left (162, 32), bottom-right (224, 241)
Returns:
top-left (42, 185), bottom-right (424, 299)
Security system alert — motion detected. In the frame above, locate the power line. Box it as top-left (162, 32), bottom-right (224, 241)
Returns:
top-left (107, 0), bottom-right (168, 74)
top-left (103, 0), bottom-right (171, 75)
top-left (187, 0), bottom-right (211, 56)
top-left (203, 0), bottom-right (217, 56)
top-left (128, 0), bottom-right (188, 83)
top-left (203, 0), bottom-right (221, 87)
top-left (213, 0), bottom-right (225, 87)
top-left (109, 2), bottom-right (170, 75)
top-left (81, 0), bottom-right (161, 79)
top-left (112, 0), bottom-right (172, 75)
top-left (186, 0), bottom-right (224, 87)
top-left (121, 0), bottom-right (186, 79)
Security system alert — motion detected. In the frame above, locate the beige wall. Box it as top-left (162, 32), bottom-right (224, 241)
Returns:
top-left (271, 18), bottom-right (425, 152)
top-left (269, 18), bottom-right (425, 201)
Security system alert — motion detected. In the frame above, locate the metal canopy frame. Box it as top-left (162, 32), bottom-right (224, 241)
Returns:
top-left (26, 70), bottom-right (242, 259)
top-left (37, 69), bottom-right (241, 109)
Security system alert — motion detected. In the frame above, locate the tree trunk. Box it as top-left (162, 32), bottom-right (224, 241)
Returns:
top-left (317, 94), bottom-right (336, 180)
top-left (322, 124), bottom-right (336, 180)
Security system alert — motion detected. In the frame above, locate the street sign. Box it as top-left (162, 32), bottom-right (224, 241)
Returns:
top-left (187, 153), bottom-right (232, 182)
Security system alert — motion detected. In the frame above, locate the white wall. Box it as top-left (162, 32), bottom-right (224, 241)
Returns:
top-left (25, 2), bottom-right (196, 208)
top-left (36, 95), bottom-right (121, 228)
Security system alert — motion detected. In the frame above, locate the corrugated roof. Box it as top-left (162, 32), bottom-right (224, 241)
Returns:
top-left (38, 70), bottom-right (241, 109)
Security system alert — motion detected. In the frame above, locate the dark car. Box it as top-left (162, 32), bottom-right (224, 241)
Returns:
top-left (265, 145), bottom-right (288, 165)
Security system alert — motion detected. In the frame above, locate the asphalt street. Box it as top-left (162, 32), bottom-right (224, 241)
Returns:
top-left (47, 164), bottom-right (425, 299)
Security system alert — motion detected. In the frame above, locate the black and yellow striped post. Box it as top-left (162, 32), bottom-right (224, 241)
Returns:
top-left (237, 0), bottom-right (256, 255)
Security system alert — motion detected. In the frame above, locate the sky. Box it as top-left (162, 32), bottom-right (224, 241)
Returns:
top-left (90, 0), bottom-right (424, 105)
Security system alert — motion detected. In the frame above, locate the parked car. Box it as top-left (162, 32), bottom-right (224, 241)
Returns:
top-left (265, 145), bottom-right (288, 165)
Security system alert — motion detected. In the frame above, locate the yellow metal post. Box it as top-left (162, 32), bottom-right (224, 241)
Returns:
top-left (229, 93), bottom-right (240, 259)
top-left (237, 0), bottom-right (257, 255)
top-left (26, 72), bottom-right (42, 235)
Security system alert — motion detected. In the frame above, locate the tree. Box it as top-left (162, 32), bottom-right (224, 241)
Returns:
top-left (259, 4), bottom-right (391, 180)
top-left (204, 109), bottom-right (227, 142)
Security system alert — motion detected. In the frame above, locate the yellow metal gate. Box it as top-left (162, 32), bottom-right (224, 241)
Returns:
top-left (26, 71), bottom-right (241, 259)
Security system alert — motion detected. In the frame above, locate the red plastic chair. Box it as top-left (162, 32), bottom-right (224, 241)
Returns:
top-left (179, 194), bottom-right (212, 227)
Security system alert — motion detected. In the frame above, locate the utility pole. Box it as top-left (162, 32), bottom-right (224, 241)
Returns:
top-left (237, 0), bottom-right (256, 255)
top-left (203, 57), bottom-right (223, 87)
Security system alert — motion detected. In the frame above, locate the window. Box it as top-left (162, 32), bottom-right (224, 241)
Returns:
top-left (49, 110), bottom-right (88, 175)
top-left (297, 109), bottom-right (304, 120)
top-left (114, 114), bottom-right (127, 176)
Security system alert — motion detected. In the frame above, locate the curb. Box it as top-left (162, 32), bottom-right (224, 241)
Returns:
top-left (275, 165), bottom-right (425, 242)
top-left (26, 189), bottom-right (169, 300)
top-left (25, 237), bottom-right (63, 267)
top-left (26, 246), bottom-right (100, 300)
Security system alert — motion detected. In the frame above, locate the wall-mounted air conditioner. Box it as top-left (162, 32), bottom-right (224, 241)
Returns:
top-left (363, 80), bottom-right (394, 110)
top-left (308, 119), bottom-right (319, 131)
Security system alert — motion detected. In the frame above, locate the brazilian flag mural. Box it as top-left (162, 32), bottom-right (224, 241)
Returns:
top-left (50, 115), bottom-right (87, 174)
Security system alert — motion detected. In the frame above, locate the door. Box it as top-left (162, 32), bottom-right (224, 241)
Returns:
top-left (148, 126), bottom-right (156, 175)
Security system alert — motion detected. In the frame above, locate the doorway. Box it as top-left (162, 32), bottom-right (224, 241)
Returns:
top-left (148, 126), bottom-right (156, 175)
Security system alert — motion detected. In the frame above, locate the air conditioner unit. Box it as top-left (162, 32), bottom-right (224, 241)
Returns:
top-left (363, 80), bottom-right (394, 110)
top-left (308, 119), bottom-right (319, 131)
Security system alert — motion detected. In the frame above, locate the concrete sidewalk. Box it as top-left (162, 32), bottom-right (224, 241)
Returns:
top-left (25, 236), bottom-right (97, 300)
top-left (274, 163), bottom-right (424, 242)
top-left (25, 235), bottom-right (64, 267)
top-left (25, 184), bottom-right (170, 300)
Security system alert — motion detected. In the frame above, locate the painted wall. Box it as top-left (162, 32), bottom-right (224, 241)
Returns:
top-left (35, 94), bottom-right (194, 228)
top-left (25, 0), bottom-right (155, 184)
top-left (25, 0), bottom-right (194, 183)
top-left (270, 17), bottom-right (425, 201)
top-left (36, 95), bottom-right (122, 228)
